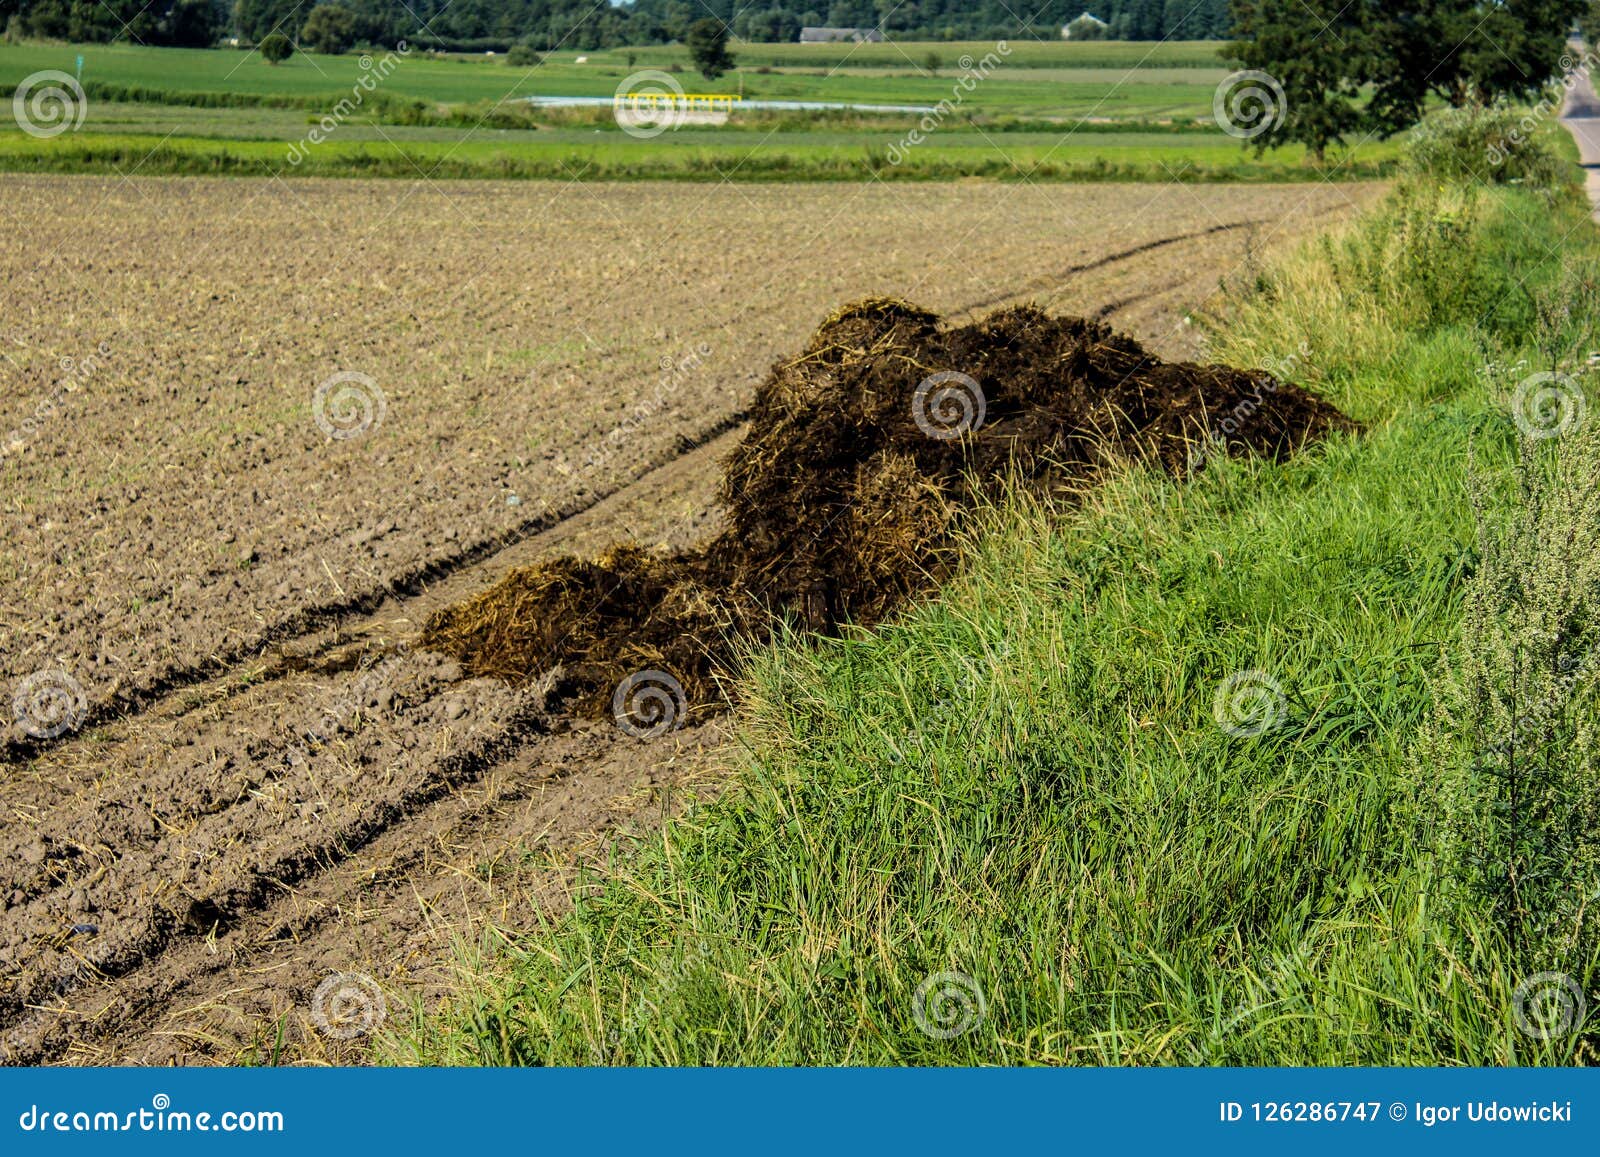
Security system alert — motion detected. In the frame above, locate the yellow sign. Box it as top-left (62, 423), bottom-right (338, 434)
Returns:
top-left (618, 92), bottom-right (739, 112)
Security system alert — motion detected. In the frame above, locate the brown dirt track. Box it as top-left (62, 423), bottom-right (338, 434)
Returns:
top-left (0, 175), bottom-right (1380, 1064)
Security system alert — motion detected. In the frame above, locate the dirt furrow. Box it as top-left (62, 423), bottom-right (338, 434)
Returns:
top-left (0, 429), bottom-right (735, 1064)
top-left (0, 409), bottom-right (747, 765)
top-left (9, 716), bottom-right (727, 1066)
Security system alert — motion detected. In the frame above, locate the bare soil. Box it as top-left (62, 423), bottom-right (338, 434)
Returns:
top-left (0, 175), bottom-right (1380, 1064)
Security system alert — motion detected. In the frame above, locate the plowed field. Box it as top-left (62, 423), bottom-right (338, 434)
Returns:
top-left (0, 175), bottom-right (1379, 1063)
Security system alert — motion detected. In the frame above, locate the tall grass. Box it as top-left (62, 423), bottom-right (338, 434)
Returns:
top-left (389, 129), bottom-right (1600, 1067)
top-left (0, 131), bottom-right (1394, 183)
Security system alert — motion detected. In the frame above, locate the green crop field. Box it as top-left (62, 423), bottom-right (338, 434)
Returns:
top-left (0, 39), bottom-right (1401, 181)
top-left (0, 41), bottom-right (1227, 116)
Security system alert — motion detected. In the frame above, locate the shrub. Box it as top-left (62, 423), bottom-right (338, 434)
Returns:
top-left (507, 43), bottom-right (542, 67)
top-left (258, 32), bottom-right (293, 64)
top-left (1403, 103), bottom-right (1568, 188)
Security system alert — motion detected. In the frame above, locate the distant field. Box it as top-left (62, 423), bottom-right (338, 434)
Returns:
top-left (0, 40), bottom-right (1397, 181)
top-left (670, 39), bottom-right (1229, 69)
top-left (0, 41), bottom-right (1227, 116)
top-left (0, 39), bottom-right (1230, 91)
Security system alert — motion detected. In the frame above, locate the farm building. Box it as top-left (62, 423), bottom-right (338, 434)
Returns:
top-left (798, 27), bottom-right (885, 42)
top-left (1062, 12), bottom-right (1109, 38)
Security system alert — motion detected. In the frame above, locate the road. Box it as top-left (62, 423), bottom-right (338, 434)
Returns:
top-left (1561, 61), bottom-right (1600, 216)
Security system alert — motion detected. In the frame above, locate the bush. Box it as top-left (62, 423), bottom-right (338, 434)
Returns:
top-left (1403, 104), bottom-right (1569, 188)
top-left (507, 43), bottom-right (542, 67)
top-left (258, 32), bottom-right (293, 64)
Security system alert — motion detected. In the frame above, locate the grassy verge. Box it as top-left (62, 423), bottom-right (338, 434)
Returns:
top-left (388, 125), bottom-right (1600, 1066)
top-left (0, 129), bottom-right (1396, 181)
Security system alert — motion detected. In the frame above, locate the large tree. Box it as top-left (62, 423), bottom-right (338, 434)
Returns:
top-left (1228, 0), bottom-right (1587, 162)
top-left (1381, 0), bottom-right (1586, 110)
top-left (300, 2), bottom-right (357, 52)
top-left (1226, 0), bottom-right (1375, 162)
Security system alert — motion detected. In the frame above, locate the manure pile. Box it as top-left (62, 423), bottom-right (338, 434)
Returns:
top-left (423, 299), bottom-right (1354, 721)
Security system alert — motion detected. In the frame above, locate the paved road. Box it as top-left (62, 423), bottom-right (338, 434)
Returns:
top-left (1560, 63), bottom-right (1600, 216)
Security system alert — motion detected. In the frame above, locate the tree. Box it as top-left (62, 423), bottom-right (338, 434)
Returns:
top-left (157, 0), bottom-right (227, 47)
top-left (233, 0), bottom-right (303, 43)
top-left (1228, 0), bottom-right (1586, 162)
top-left (259, 30), bottom-right (294, 62)
top-left (1370, 0), bottom-right (1586, 119)
top-left (300, 3), bottom-right (357, 52)
top-left (1225, 0), bottom-right (1374, 163)
top-left (684, 17), bottom-right (734, 80)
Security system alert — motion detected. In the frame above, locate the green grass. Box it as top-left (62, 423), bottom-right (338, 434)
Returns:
top-left (0, 40), bottom-right (1407, 181)
top-left (669, 39), bottom-right (1231, 70)
top-left (385, 149), bottom-right (1600, 1065)
top-left (0, 120), bottom-right (1395, 182)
